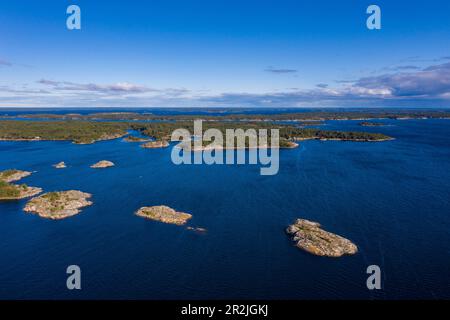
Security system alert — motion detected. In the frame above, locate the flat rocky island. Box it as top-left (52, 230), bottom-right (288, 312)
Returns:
top-left (286, 219), bottom-right (358, 257)
top-left (136, 205), bottom-right (192, 225)
top-left (140, 140), bottom-right (169, 148)
top-left (53, 162), bottom-right (67, 169)
top-left (90, 160), bottom-right (115, 168)
top-left (24, 190), bottom-right (93, 220)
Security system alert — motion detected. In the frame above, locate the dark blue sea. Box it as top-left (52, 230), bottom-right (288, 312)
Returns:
top-left (0, 111), bottom-right (449, 299)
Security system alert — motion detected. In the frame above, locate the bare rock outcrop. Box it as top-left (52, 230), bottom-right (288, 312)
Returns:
top-left (90, 160), bottom-right (115, 168)
top-left (53, 162), bottom-right (67, 169)
top-left (286, 219), bottom-right (358, 257)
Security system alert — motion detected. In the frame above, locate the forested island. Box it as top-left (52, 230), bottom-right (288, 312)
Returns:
top-left (0, 120), bottom-right (392, 146)
top-left (0, 121), bottom-right (127, 144)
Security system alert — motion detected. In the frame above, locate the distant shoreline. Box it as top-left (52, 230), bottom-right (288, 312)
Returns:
top-left (1, 109), bottom-right (450, 123)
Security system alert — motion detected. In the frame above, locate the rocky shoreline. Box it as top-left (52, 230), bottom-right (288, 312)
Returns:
top-left (286, 219), bottom-right (358, 257)
top-left (177, 141), bottom-right (299, 151)
top-left (0, 133), bottom-right (126, 144)
top-left (124, 136), bottom-right (150, 142)
top-left (140, 140), bottom-right (170, 148)
top-left (293, 136), bottom-right (393, 142)
top-left (73, 132), bottom-right (126, 144)
top-left (0, 170), bottom-right (32, 183)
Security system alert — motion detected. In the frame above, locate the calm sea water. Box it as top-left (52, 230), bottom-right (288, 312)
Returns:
top-left (0, 116), bottom-right (449, 299)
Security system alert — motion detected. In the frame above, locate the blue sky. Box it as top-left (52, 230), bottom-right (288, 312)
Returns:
top-left (1, 0), bottom-right (450, 108)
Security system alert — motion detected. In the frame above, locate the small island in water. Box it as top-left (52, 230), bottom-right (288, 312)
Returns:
top-left (286, 219), bottom-right (358, 257)
top-left (359, 121), bottom-right (387, 127)
top-left (24, 190), bottom-right (93, 220)
top-left (136, 205), bottom-right (192, 226)
top-left (53, 162), bottom-right (67, 169)
top-left (90, 160), bottom-right (115, 168)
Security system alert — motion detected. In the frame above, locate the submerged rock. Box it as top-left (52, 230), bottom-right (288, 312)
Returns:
top-left (136, 205), bottom-right (192, 225)
top-left (90, 160), bottom-right (115, 168)
top-left (286, 219), bottom-right (358, 257)
top-left (140, 140), bottom-right (169, 149)
top-left (24, 190), bottom-right (93, 220)
top-left (186, 226), bottom-right (207, 233)
top-left (53, 162), bottom-right (67, 169)
top-left (0, 169), bottom-right (32, 183)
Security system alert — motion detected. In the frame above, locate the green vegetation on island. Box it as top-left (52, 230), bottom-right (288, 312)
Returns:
top-left (0, 169), bottom-right (31, 182)
top-left (0, 180), bottom-right (22, 199)
top-left (0, 121), bottom-right (128, 144)
top-left (281, 127), bottom-right (392, 141)
top-left (129, 121), bottom-right (392, 145)
top-left (0, 170), bottom-right (42, 200)
top-left (0, 119), bottom-right (393, 148)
